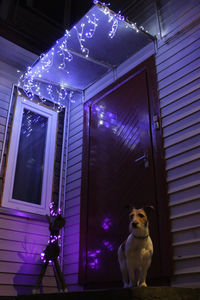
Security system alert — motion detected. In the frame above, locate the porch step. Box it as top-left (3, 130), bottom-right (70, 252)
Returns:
top-left (16, 287), bottom-right (200, 300)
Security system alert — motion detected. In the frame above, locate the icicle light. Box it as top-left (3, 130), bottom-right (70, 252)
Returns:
top-left (18, 0), bottom-right (149, 111)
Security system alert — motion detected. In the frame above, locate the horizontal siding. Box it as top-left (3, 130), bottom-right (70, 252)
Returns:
top-left (0, 36), bottom-right (37, 70)
top-left (162, 100), bottom-right (200, 127)
top-left (0, 212), bottom-right (57, 295)
top-left (161, 1), bottom-right (200, 38)
top-left (167, 159), bottom-right (200, 181)
top-left (0, 39), bottom-right (59, 296)
top-left (156, 5), bottom-right (200, 288)
top-left (63, 98), bottom-right (83, 290)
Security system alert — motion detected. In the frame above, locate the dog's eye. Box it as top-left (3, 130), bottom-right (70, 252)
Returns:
top-left (138, 213), bottom-right (145, 218)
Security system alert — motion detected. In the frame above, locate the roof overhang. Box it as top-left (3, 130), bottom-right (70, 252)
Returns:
top-left (18, 1), bottom-right (156, 106)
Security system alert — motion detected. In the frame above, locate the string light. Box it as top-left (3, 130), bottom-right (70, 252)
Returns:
top-left (69, 91), bottom-right (75, 103)
top-left (85, 14), bottom-right (99, 38)
top-left (56, 83), bottom-right (68, 112)
top-left (40, 48), bottom-right (55, 72)
top-left (74, 23), bottom-right (89, 58)
top-left (108, 16), bottom-right (118, 39)
top-left (47, 84), bottom-right (55, 102)
top-left (58, 30), bottom-right (73, 71)
top-left (41, 202), bottom-right (62, 264)
top-left (49, 201), bottom-right (61, 216)
top-left (18, 0), bottom-right (148, 110)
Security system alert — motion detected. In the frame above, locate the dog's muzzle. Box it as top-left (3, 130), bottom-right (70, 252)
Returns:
top-left (132, 222), bottom-right (138, 228)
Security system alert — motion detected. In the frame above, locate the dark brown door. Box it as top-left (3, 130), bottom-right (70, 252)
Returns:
top-left (80, 56), bottom-right (171, 288)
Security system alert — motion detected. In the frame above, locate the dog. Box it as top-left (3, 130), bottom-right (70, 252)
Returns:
top-left (118, 206), bottom-right (154, 288)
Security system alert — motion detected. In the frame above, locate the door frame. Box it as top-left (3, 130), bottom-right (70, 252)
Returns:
top-left (79, 55), bottom-right (172, 286)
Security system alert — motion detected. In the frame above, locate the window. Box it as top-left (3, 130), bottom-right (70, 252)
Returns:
top-left (2, 95), bottom-right (57, 215)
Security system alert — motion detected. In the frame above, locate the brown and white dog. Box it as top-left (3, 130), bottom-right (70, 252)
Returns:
top-left (118, 206), bottom-right (154, 288)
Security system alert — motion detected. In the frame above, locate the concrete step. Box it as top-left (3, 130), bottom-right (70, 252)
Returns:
top-left (15, 287), bottom-right (200, 300)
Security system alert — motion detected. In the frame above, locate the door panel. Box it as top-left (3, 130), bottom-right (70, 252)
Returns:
top-left (80, 56), bottom-right (171, 288)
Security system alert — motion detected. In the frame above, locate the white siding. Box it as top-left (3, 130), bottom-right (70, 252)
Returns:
top-left (63, 98), bottom-right (84, 291)
top-left (156, 2), bottom-right (200, 287)
top-left (0, 211), bottom-right (57, 295)
top-left (0, 38), bottom-right (58, 296)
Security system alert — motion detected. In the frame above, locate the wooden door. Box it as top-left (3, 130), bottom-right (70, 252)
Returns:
top-left (80, 56), bottom-right (172, 288)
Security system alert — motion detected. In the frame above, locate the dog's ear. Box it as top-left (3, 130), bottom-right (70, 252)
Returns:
top-left (143, 205), bottom-right (154, 217)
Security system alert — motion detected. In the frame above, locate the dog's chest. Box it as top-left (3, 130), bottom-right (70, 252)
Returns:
top-left (125, 236), bottom-right (152, 265)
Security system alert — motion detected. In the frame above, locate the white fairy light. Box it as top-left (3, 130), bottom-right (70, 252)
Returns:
top-left (54, 83), bottom-right (68, 112)
top-left (58, 30), bottom-right (73, 71)
top-left (47, 84), bottom-right (55, 102)
top-left (108, 17), bottom-right (118, 39)
top-left (102, 6), bottom-right (122, 39)
top-left (57, 84), bottom-right (68, 102)
top-left (69, 91), bottom-right (75, 103)
top-left (40, 48), bottom-right (55, 71)
top-left (17, 0), bottom-right (148, 110)
top-left (74, 23), bottom-right (89, 58)
top-left (85, 14), bottom-right (99, 38)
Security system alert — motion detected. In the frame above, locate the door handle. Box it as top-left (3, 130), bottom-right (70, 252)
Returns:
top-left (135, 153), bottom-right (149, 168)
top-left (135, 155), bottom-right (146, 163)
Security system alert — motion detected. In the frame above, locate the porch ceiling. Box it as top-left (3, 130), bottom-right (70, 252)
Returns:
top-left (30, 2), bottom-right (155, 92)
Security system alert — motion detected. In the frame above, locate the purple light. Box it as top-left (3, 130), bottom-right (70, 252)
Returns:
top-left (88, 253), bottom-right (96, 257)
top-left (108, 112), bottom-right (113, 118)
top-left (88, 249), bottom-right (101, 257)
top-left (103, 240), bottom-right (114, 251)
top-left (40, 202), bottom-right (63, 264)
top-left (49, 201), bottom-right (61, 217)
top-left (102, 217), bottom-right (112, 230)
top-left (88, 249), bottom-right (101, 269)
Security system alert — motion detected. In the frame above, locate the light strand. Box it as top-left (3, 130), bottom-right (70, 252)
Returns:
top-left (85, 14), bottom-right (99, 38)
top-left (18, 1), bottom-right (149, 109)
top-left (74, 23), bottom-right (89, 58)
top-left (57, 30), bottom-right (73, 71)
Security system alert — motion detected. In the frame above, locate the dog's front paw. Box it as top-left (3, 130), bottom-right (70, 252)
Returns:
top-left (139, 282), bottom-right (147, 288)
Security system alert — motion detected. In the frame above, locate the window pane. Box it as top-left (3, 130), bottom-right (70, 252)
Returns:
top-left (12, 109), bottom-right (48, 205)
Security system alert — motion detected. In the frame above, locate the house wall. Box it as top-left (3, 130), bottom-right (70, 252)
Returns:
top-left (63, 1), bottom-right (200, 290)
top-left (0, 0), bottom-right (199, 293)
top-left (63, 98), bottom-right (84, 291)
top-left (156, 1), bottom-right (200, 287)
top-left (0, 38), bottom-right (58, 295)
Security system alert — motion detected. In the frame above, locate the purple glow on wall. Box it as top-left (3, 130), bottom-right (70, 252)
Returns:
top-left (87, 215), bottom-right (115, 270)
top-left (88, 249), bottom-right (101, 269)
top-left (102, 217), bottom-right (112, 230)
top-left (103, 240), bottom-right (114, 251)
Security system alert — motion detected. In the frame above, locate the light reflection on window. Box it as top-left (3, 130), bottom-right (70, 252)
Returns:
top-left (12, 109), bottom-right (48, 205)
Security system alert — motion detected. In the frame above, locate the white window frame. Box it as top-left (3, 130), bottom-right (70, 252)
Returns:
top-left (2, 95), bottom-right (58, 215)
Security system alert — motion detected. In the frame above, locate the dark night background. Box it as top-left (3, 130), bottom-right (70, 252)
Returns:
top-left (0, 0), bottom-right (159, 54)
